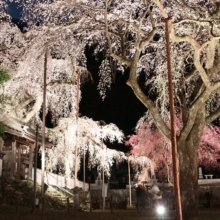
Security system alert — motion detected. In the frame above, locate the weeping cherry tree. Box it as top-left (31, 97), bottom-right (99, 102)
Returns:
top-left (126, 112), bottom-right (220, 182)
top-left (46, 117), bottom-right (125, 179)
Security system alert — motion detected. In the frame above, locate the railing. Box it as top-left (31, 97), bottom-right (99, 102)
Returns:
top-left (52, 185), bottom-right (74, 197)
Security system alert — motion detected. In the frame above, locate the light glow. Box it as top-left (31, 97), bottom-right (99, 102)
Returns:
top-left (156, 205), bottom-right (165, 215)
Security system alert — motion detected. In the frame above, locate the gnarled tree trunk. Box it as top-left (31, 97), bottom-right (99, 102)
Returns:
top-left (178, 107), bottom-right (206, 220)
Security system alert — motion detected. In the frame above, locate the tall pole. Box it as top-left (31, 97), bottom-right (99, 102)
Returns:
top-left (102, 140), bottom-right (106, 210)
top-left (102, 166), bottom-right (105, 210)
top-left (128, 157), bottom-right (132, 207)
top-left (163, 18), bottom-right (182, 220)
top-left (83, 149), bottom-right (85, 193)
top-left (41, 51), bottom-right (47, 199)
top-left (33, 125), bottom-right (38, 212)
top-left (74, 69), bottom-right (80, 210)
top-left (74, 69), bottom-right (80, 188)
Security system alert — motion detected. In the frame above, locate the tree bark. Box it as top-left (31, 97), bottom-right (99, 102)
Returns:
top-left (178, 107), bottom-right (206, 220)
top-left (179, 145), bottom-right (199, 220)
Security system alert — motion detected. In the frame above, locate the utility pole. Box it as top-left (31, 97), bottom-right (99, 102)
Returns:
top-left (162, 17), bottom-right (182, 220)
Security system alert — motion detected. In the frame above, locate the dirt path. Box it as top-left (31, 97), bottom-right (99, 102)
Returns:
top-left (0, 204), bottom-right (219, 220)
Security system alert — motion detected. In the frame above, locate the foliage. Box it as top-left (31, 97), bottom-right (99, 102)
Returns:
top-left (126, 112), bottom-right (172, 180)
top-left (0, 69), bottom-right (11, 109)
top-left (126, 112), bottom-right (220, 180)
top-left (0, 68), bottom-right (11, 136)
top-left (199, 125), bottom-right (220, 171)
top-left (0, 69), bottom-right (10, 84)
top-left (0, 123), bottom-right (5, 136)
top-left (0, 178), bottom-right (41, 207)
top-left (0, 178), bottom-right (66, 209)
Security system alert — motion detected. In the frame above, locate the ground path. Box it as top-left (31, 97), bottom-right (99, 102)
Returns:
top-left (0, 204), bottom-right (219, 220)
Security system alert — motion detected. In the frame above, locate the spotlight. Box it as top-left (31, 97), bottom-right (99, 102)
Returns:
top-left (156, 205), bottom-right (165, 215)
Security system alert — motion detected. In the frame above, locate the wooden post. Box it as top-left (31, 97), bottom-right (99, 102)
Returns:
top-left (102, 167), bottom-right (105, 210)
top-left (90, 196), bottom-right (93, 213)
top-left (67, 197), bottom-right (70, 214)
top-left (102, 142), bottom-right (106, 210)
top-left (110, 196), bottom-right (113, 213)
top-left (74, 69), bottom-right (80, 188)
top-left (10, 141), bottom-right (16, 178)
top-left (0, 140), bottom-right (4, 177)
top-left (16, 195), bottom-right (20, 217)
top-left (88, 176), bottom-right (91, 191)
top-left (28, 145), bottom-right (34, 179)
top-left (33, 125), bottom-right (38, 213)
top-left (0, 154), bottom-right (3, 177)
top-left (41, 51), bottom-right (47, 200)
top-left (74, 69), bottom-right (80, 210)
top-left (0, 139), bottom-right (2, 151)
top-left (163, 17), bottom-right (182, 220)
top-left (128, 158), bottom-right (132, 207)
top-left (83, 149), bottom-right (85, 193)
top-left (17, 144), bottom-right (21, 179)
top-left (41, 196), bottom-right (45, 214)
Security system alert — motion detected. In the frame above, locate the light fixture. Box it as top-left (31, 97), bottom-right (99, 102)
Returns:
top-left (156, 205), bottom-right (165, 215)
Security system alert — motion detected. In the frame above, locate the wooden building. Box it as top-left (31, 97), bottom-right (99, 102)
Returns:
top-left (0, 116), bottom-right (52, 180)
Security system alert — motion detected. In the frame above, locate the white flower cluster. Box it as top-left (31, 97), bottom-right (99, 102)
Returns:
top-left (46, 116), bottom-right (125, 178)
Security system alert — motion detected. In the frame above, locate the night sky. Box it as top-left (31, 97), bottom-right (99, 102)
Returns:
top-left (6, 2), bottom-right (21, 19)
top-left (6, 3), bottom-right (148, 152)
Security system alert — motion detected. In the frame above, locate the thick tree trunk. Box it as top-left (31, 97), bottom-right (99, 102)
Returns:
top-left (179, 144), bottom-right (199, 220)
top-left (178, 107), bottom-right (206, 220)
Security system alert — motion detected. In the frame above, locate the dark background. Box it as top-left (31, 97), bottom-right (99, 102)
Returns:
top-left (81, 49), bottom-right (147, 151)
